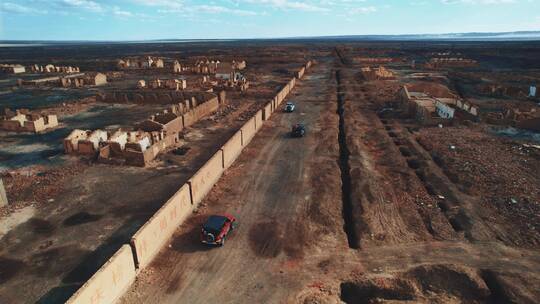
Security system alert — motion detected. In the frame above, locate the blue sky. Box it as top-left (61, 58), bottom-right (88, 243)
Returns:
top-left (0, 0), bottom-right (539, 40)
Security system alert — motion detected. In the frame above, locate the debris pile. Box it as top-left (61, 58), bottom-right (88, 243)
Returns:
top-left (417, 126), bottom-right (540, 246)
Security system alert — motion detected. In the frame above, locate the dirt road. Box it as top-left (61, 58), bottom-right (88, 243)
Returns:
top-left (120, 59), bottom-right (347, 303)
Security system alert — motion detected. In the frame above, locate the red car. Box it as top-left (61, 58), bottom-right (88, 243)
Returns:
top-left (200, 214), bottom-right (237, 246)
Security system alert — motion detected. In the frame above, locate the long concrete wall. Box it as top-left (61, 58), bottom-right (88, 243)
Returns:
top-left (188, 150), bottom-right (224, 206)
top-left (255, 110), bottom-right (263, 131)
top-left (221, 130), bottom-right (243, 169)
top-left (130, 184), bottom-right (192, 269)
top-left (66, 245), bottom-right (136, 304)
top-left (68, 61), bottom-right (313, 303)
top-left (240, 116), bottom-right (256, 146)
top-left (263, 102), bottom-right (273, 121)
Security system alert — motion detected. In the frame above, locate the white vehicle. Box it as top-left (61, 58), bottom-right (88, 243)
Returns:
top-left (284, 102), bottom-right (295, 112)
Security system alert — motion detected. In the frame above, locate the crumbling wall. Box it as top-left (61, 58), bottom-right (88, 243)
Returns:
top-left (191, 96), bottom-right (219, 123)
top-left (131, 184), bottom-right (192, 269)
top-left (124, 149), bottom-right (146, 167)
top-left (97, 90), bottom-right (219, 106)
top-left (1, 113), bottom-right (58, 133)
top-left (123, 133), bottom-right (176, 167)
top-left (63, 130), bottom-right (87, 153)
top-left (65, 245), bottom-right (136, 304)
top-left (0, 120), bottom-right (23, 131)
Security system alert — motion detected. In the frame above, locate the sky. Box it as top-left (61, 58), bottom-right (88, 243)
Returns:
top-left (0, 0), bottom-right (539, 40)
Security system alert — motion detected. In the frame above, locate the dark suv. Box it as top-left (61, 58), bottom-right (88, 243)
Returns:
top-left (200, 214), bottom-right (236, 246)
top-left (291, 123), bottom-right (306, 137)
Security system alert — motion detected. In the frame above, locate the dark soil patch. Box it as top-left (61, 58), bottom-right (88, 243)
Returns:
top-left (28, 218), bottom-right (56, 235)
top-left (406, 159), bottom-right (421, 170)
top-left (248, 221), bottom-right (283, 258)
top-left (63, 212), bottom-right (103, 226)
top-left (172, 147), bottom-right (190, 156)
top-left (425, 184), bottom-right (437, 196)
top-left (29, 245), bottom-right (88, 277)
top-left (399, 147), bottom-right (411, 157)
top-left (448, 209), bottom-right (473, 233)
top-left (0, 257), bottom-right (26, 284)
top-left (283, 221), bottom-right (308, 259)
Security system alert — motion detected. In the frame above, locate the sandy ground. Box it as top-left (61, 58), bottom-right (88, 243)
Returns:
top-left (119, 53), bottom-right (540, 304)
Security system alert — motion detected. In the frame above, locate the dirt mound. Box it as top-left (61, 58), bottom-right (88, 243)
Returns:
top-left (341, 264), bottom-right (494, 303)
top-left (406, 264), bottom-right (490, 302)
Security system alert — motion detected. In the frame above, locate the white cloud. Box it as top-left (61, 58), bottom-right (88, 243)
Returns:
top-left (158, 4), bottom-right (258, 15)
top-left (133, 0), bottom-right (184, 9)
top-left (112, 6), bottom-right (134, 17)
top-left (194, 5), bottom-right (258, 15)
top-left (0, 2), bottom-right (46, 14)
top-left (59, 0), bottom-right (103, 12)
top-left (349, 6), bottom-right (377, 14)
top-left (242, 0), bottom-right (328, 11)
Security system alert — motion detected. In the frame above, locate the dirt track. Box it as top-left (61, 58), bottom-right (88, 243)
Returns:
top-left (121, 54), bottom-right (540, 304)
top-left (120, 59), bottom-right (347, 303)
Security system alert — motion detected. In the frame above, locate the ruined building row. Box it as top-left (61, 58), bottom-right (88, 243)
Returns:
top-left (361, 66), bottom-right (395, 80)
top-left (0, 64), bottom-right (26, 74)
top-left (29, 64), bottom-right (80, 73)
top-left (17, 72), bottom-right (107, 87)
top-left (0, 108), bottom-right (58, 133)
top-left (64, 92), bottom-right (223, 166)
top-left (117, 57), bottom-right (164, 69)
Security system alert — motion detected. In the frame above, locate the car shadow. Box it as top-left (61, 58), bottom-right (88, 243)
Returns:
top-left (170, 224), bottom-right (215, 254)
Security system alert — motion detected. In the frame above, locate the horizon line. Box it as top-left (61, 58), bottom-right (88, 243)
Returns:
top-left (1, 30), bottom-right (540, 43)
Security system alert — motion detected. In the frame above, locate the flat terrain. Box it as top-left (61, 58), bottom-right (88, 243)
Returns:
top-left (0, 41), bottom-right (539, 303)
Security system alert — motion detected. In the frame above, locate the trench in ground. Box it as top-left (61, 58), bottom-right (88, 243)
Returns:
top-left (336, 69), bottom-right (359, 249)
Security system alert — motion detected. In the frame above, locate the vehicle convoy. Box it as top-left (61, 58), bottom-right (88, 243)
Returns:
top-left (201, 214), bottom-right (237, 246)
top-left (284, 102), bottom-right (296, 112)
top-left (291, 123), bottom-right (306, 137)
